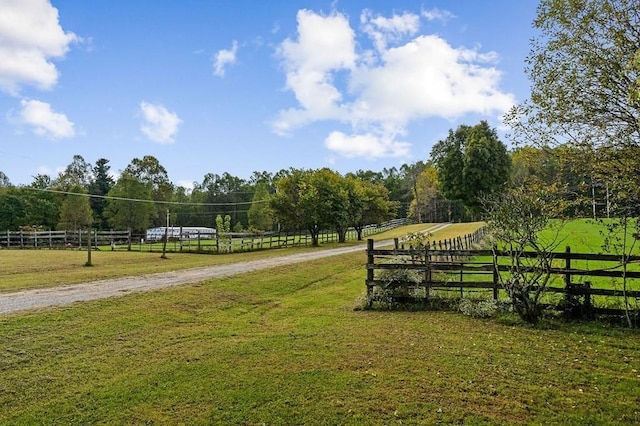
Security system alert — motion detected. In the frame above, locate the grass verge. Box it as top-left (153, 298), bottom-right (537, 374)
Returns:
top-left (0, 223), bottom-right (465, 293)
top-left (0, 246), bottom-right (638, 424)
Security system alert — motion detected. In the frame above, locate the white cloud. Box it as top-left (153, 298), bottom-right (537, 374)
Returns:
top-left (361, 10), bottom-right (420, 52)
top-left (273, 8), bottom-right (515, 159)
top-left (349, 35), bottom-right (514, 124)
top-left (17, 99), bottom-right (75, 139)
top-left (0, 0), bottom-right (78, 94)
top-left (139, 101), bottom-right (181, 144)
top-left (213, 40), bottom-right (239, 77)
top-left (272, 9), bottom-right (356, 134)
top-left (421, 8), bottom-right (456, 23)
top-left (325, 131), bottom-right (410, 159)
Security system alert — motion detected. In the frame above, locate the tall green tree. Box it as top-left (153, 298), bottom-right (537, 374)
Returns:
top-left (462, 122), bottom-right (511, 215)
top-left (196, 172), bottom-right (251, 229)
top-left (270, 169), bottom-right (320, 245)
top-left (310, 168), bottom-right (351, 243)
top-left (400, 161), bottom-right (427, 221)
top-left (431, 121), bottom-right (511, 218)
top-left (105, 173), bottom-right (157, 243)
top-left (87, 158), bottom-right (115, 230)
top-left (247, 182), bottom-right (273, 231)
top-left (349, 177), bottom-right (397, 240)
top-left (124, 156), bottom-right (173, 227)
top-left (54, 154), bottom-right (93, 190)
top-left (408, 165), bottom-right (449, 223)
top-left (0, 189), bottom-right (25, 230)
top-left (57, 184), bottom-right (93, 231)
top-left (381, 167), bottom-right (408, 218)
top-left (508, 0), bottom-right (640, 148)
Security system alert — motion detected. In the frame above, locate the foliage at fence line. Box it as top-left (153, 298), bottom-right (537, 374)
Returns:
top-left (365, 236), bottom-right (640, 325)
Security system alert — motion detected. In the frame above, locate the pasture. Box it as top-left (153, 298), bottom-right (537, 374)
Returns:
top-left (0, 222), bottom-right (638, 424)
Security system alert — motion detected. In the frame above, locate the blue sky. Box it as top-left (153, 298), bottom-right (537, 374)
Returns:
top-left (0, 0), bottom-right (538, 187)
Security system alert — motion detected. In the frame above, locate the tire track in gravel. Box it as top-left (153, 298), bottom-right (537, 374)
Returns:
top-left (0, 223), bottom-right (451, 314)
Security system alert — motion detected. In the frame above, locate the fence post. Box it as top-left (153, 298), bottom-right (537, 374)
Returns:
top-left (584, 281), bottom-right (592, 318)
top-left (367, 239), bottom-right (375, 306)
top-left (424, 244), bottom-right (431, 299)
top-left (564, 246), bottom-right (571, 289)
top-left (492, 244), bottom-right (499, 300)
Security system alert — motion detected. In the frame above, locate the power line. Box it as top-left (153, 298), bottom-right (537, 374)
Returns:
top-left (22, 187), bottom-right (269, 207)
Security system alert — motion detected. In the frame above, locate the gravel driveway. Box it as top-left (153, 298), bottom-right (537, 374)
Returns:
top-left (0, 224), bottom-right (450, 314)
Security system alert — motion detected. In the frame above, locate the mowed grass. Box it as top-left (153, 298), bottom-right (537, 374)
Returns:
top-left (538, 219), bottom-right (640, 308)
top-left (0, 223), bottom-right (452, 293)
top-left (1, 243), bottom-right (639, 424)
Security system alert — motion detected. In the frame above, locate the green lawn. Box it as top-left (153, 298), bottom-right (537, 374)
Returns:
top-left (0, 223), bottom-right (445, 293)
top-left (1, 236), bottom-right (638, 424)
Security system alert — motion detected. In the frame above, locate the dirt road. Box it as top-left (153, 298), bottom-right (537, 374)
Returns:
top-left (0, 223), bottom-right (450, 314)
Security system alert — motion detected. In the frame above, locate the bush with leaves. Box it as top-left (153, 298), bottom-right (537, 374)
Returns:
top-left (483, 178), bottom-right (569, 323)
top-left (458, 298), bottom-right (499, 318)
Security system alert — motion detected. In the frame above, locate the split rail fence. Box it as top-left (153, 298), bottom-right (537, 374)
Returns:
top-left (366, 238), bottom-right (640, 317)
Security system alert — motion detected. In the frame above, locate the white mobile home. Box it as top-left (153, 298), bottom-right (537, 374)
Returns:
top-left (145, 226), bottom-right (216, 241)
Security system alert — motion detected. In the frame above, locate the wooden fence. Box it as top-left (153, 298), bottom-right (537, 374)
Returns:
top-left (0, 230), bottom-right (130, 249)
top-left (366, 239), bottom-right (640, 317)
top-left (397, 225), bottom-right (488, 251)
top-left (0, 219), bottom-right (411, 253)
top-left (128, 219), bottom-right (411, 254)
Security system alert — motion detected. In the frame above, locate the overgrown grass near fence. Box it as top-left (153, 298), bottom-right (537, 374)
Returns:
top-left (366, 220), bottom-right (640, 319)
top-left (1, 236), bottom-right (638, 424)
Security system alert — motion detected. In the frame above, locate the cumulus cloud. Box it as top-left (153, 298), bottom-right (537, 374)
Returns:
top-left (273, 9), bottom-right (356, 134)
top-left (273, 8), bottom-right (515, 159)
top-left (0, 0), bottom-right (78, 94)
top-left (139, 102), bottom-right (181, 144)
top-left (360, 9), bottom-right (420, 52)
top-left (213, 40), bottom-right (239, 77)
top-left (17, 99), bottom-right (75, 139)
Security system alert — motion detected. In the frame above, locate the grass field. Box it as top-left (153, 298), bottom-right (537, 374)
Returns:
top-left (1, 221), bottom-right (639, 424)
top-left (0, 222), bottom-right (446, 293)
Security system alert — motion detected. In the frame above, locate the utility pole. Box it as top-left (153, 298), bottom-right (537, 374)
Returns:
top-left (85, 227), bottom-right (93, 267)
top-left (161, 209), bottom-right (170, 259)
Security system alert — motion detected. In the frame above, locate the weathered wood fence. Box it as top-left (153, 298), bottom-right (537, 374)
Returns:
top-left (0, 219), bottom-right (410, 253)
top-left (397, 225), bottom-right (488, 251)
top-left (0, 230), bottom-right (130, 249)
top-left (132, 219), bottom-right (411, 254)
top-left (366, 239), bottom-right (640, 317)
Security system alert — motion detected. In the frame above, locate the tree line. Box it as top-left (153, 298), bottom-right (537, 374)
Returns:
top-left (0, 119), bottom-right (616, 239)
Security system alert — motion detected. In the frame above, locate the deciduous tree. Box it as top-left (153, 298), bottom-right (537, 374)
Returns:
top-left (247, 182), bottom-right (273, 231)
top-left (432, 121), bottom-right (510, 218)
top-left (105, 173), bottom-right (157, 248)
top-left (57, 184), bottom-right (93, 231)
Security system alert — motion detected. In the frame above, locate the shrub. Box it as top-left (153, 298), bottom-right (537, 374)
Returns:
top-left (458, 298), bottom-right (498, 318)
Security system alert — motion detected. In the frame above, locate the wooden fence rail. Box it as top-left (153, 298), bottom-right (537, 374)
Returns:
top-left (366, 238), bottom-right (640, 317)
top-left (0, 218), bottom-right (411, 253)
top-left (0, 230), bottom-right (131, 249)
